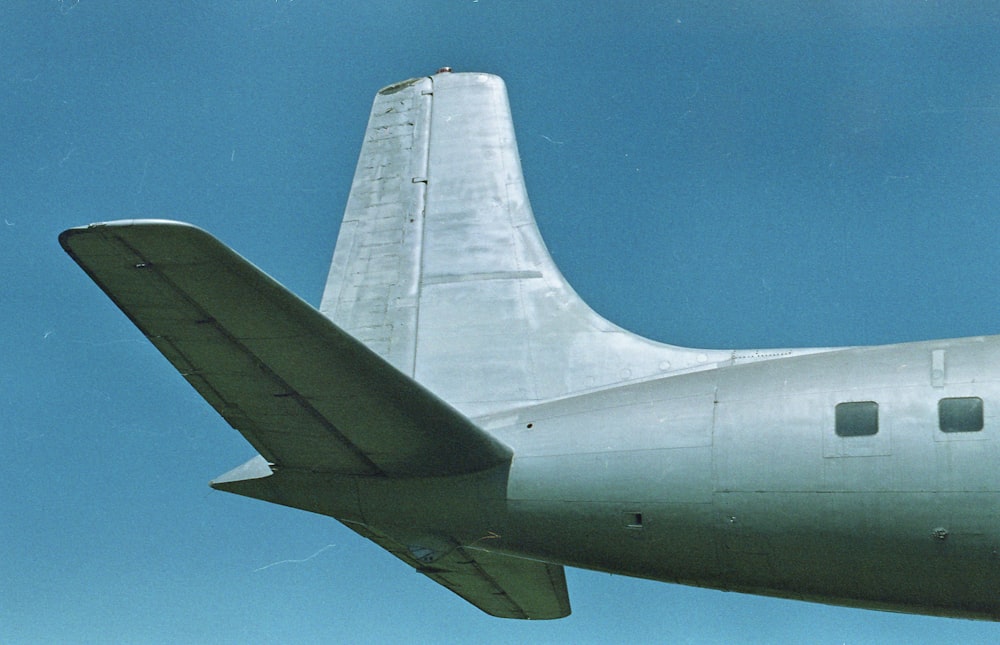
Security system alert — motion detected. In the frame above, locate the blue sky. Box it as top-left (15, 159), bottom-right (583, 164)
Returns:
top-left (6, 2), bottom-right (1000, 643)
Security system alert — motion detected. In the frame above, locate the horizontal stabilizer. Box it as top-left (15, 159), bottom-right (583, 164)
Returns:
top-left (59, 220), bottom-right (512, 477)
top-left (345, 522), bottom-right (571, 619)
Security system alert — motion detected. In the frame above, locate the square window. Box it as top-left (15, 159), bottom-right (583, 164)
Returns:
top-left (939, 397), bottom-right (984, 433)
top-left (836, 401), bottom-right (879, 437)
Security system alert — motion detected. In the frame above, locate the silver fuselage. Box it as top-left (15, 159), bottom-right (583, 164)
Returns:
top-left (482, 335), bottom-right (1000, 618)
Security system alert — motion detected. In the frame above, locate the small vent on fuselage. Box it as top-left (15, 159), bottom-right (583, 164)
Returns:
top-left (625, 512), bottom-right (643, 530)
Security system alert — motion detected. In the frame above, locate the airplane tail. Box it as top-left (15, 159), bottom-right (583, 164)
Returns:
top-left (320, 71), bottom-right (728, 417)
top-left (59, 71), bottom-right (829, 621)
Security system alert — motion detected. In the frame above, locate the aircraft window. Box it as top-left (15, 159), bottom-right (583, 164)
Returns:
top-left (835, 401), bottom-right (878, 437)
top-left (939, 397), bottom-right (984, 433)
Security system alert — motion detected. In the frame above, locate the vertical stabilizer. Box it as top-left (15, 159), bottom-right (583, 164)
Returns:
top-left (321, 72), bottom-right (730, 416)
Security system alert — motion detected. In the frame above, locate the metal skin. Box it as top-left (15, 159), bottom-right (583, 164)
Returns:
top-left (60, 71), bottom-right (1000, 620)
top-left (494, 338), bottom-right (1000, 619)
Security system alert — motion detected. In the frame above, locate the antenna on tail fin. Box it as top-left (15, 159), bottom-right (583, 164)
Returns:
top-left (320, 72), bottom-right (730, 417)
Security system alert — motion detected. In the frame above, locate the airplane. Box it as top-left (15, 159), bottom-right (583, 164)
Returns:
top-left (60, 69), bottom-right (1000, 621)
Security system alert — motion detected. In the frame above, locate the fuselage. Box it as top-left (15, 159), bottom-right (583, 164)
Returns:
top-left (480, 335), bottom-right (1000, 619)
